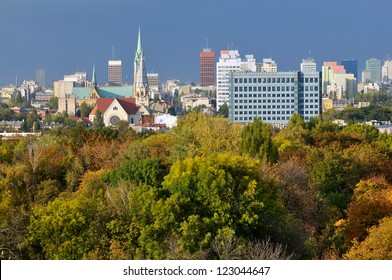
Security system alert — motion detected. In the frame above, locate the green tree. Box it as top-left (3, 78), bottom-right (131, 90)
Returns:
top-left (131, 154), bottom-right (285, 259)
top-left (217, 102), bottom-right (229, 118)
top-left (79, 102), bottom-right (93, 117)
top-left (93, 109), bottom-right (105, 129)
top-left (240, 117), bottom-right (278, 163)
top-left (48, 97), bottom-right (58, 110)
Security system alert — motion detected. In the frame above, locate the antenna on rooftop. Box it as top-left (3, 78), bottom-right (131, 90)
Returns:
top-left (112, 45), bottom-right (115, 60)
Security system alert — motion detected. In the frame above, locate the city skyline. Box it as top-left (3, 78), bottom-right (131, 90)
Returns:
top-left (1, 0), bottom-right (391, 86)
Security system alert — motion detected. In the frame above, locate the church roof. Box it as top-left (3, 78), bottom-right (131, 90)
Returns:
top-left (71, 86), bottom-right (134, 101)
top-left (90, 98), bottom-right (139, 116)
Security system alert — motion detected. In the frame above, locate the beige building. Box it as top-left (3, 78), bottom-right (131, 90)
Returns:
top-left (181, 95), bottom-right (211, 111)
top-left (322, 98), bottom-right (333, 110)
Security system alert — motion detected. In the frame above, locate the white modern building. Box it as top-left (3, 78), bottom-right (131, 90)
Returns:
top-left (216, 50), bottom-right (256, 109)
top-left (382, 60), bottom-right (392, 83)
top-left (229, 59), bottom-right (321, 124)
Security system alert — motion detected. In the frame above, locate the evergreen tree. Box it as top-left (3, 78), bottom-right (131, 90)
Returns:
top-left (93, 109), bottom-right (105, 129)
top-left (240, 117), bottom-right (278, 163)
top-left (218, 102), bottom-right (229, 118)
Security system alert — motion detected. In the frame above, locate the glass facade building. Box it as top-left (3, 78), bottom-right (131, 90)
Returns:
top-left (341, 59), bottom-right (358, 80)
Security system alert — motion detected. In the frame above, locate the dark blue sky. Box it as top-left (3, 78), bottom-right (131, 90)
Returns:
top-left (0, 0), bottom-right (391, 86)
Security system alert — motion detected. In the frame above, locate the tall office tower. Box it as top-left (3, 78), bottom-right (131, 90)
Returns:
top-left (216, 50), bottom-right (256, 109)
top-left (35, 66), bottom-right (46, 87)
top-left (381, 60), bottom-right (392, 82)
top-left (341, 59), bottom-right (358, 80)
top-left (200, 48), bottom-right (215, 86)
top-left (228, 59), bottom-right (321, 124)
top-left (366, 58), bottom-right (381, 83)
top-left (133, 28), bottom-right (149, 106)
top-left (108, 60), bottom-right (122, 86)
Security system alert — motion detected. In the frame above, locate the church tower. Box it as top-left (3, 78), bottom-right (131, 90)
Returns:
top-left (133, 28), bottom-right (149, 106)
top-left (88, 65), bottom-right (100, 102)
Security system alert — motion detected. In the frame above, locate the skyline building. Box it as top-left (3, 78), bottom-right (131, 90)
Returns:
top-left (216, 50), bottom-right (256, 109)
top-left (300, 58), bottom-right (317, 73)
top-left (108, 60), bottom-right (122, 86)
top-left (322, 61), bottom-right (357, 99)
top-left (341, 59), bottom-right (358, 80)
top-left (199, 48), bottom-right (215, 87)
top-left (228, 58), bottom-right (322, 125)
top-left (35, 66), bottom-right (45, 87)
top-left (382, 60), bottom-right (392, 83)
top-left (365, 58), bottom-right (381, 83)
top-left (257, 58), bottom-right (278, 73)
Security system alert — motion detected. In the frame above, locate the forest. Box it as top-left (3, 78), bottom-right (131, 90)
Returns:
top-left (1, 112), bottom-right (392, 260)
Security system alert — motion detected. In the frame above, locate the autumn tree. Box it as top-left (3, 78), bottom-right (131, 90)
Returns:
top-left (344, 216), bottom-right (392, 260)
top-left (170, 112), bottom-right (242, 161)
top-left (344, 178), bottom-right (392, 247)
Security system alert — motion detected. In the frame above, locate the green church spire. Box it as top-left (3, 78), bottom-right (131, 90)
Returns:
top-left (91, 65), bottom-right (97, 88)
top-left (135, 27), bottom-right (142, 62)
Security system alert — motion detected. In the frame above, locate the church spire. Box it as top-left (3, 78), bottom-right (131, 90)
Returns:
top-left (135, 27), bottom-right (142, 62)
top-left (133, 27), bottom-right (149, 107)
top-left (91, 65), bottom-right (97, 88)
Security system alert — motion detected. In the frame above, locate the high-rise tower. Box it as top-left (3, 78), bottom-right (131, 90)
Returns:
top-left (133, 28), bottom-right (149, 106)
top-left (366, 58), bottom-right (381, 83)
top-left (200, 48), bottom-right (215, 86)
top-left (108, 60), bottom-right (122, 86)
top-left (35, 66), bottom-right (46, 87)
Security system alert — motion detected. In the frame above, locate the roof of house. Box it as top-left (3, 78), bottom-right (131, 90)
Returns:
top-left (72, 117), bottom-right (91, 125)
top-left (90, 98), bottom-right (139, 116)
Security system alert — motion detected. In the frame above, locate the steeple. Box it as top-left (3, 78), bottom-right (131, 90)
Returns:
top-left (133, 27), bottom-right (149, 107)
top-left (135, 27), bottom-right (143, 62)
top-left (91, 65), bottom-right (97, 88)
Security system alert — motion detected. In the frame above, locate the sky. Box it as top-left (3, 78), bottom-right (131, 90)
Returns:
top-left (0, 0), bottom-right (391, 86)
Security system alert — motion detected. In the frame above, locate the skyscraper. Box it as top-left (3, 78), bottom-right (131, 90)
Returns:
top-left (200, 48), bottom-right (215, 86)
top-left (35, 66), bottom-right (45, 87)
top-left (366, 58), bottom-right (381, 83)
top-left (108, 60), bottom-right (122, 86)
top-left (341, 59), bottom-right (358, 80)
top-left (381, 60), bottom-right (392, 83)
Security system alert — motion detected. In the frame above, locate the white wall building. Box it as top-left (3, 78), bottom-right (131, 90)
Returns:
top-left (300, 58), bottom-right (317, 73)
top-left (155, 114), bottom-right (177, 129)
top-left (382, 60), bottom-right (392, 83)
top-left (364, 83), bottom-right (380, 93)
top-left (216, 50), bottom-right (256, 109)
